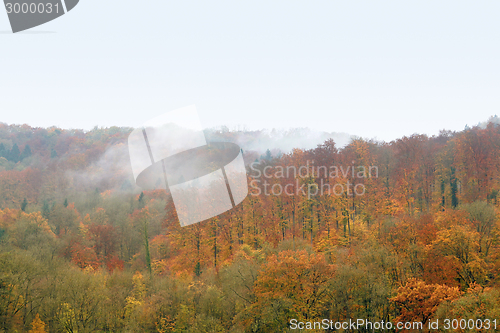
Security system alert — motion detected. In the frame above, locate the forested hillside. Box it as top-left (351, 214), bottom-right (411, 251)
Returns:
top-left (2, 121), bottom-right (500, 332)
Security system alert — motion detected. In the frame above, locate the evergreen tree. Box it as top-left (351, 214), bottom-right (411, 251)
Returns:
top-left (265, 149), bottom-right (272, 160)
top-left (21, 198), bottom-right (28, 212)
top-left (42, 200), bottom-right (50, 219)
top-left (50, 148), bottom-right (58, 158)
top-left (20, 144), bottom-right (32, 160)
top-left (194, 262), bottom-right (202, 277)
top-left (9, 143), bottom-right (20, 162)
top-left (0, 143), bottom-right (6, 158)
top-left (450, 167), bottom-right (458, 208)
top-left (138, 191), bottom-right (145, 208)
top-left (145, 225), bottom-right (152, 275)
top-left (63, 198), bottom-right (68, 208)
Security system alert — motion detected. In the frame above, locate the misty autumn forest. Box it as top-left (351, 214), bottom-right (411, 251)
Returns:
top-left (2, 118), bottom-right (500, 332)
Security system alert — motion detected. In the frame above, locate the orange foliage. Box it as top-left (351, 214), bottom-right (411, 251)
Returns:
top-left (0, 208), bottom-right (19, 228)
top-left (28, 314), bottom-right (47, 333)
top-left (391, 278), bottom-right (461, 325)
top-left (252, 250), bottom-right (335, 320)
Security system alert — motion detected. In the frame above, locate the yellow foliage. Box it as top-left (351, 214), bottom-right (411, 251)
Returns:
top-left (28, 314), bottom-right (47, 333)
top-left (21, 211), bottom-right (56, 237)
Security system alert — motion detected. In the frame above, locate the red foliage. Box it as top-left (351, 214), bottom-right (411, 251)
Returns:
top-left (105, 255), bottom-right (124, 272)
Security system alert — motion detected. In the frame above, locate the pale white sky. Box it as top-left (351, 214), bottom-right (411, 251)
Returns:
top-left (0, 0), bottom-right (499, 142)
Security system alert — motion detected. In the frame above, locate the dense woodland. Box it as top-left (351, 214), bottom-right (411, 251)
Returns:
top-left (2, 120), bottom-right (500, 332)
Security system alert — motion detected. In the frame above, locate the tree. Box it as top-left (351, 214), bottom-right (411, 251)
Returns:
top-left (20, 145), bottom-right (32, 160)
top-left (138, 192), bottom-right (144, 208)
top-left (41, 201), bottom-right (50, 219)
top-left (130, 207), bottom-right (152, 274)
top-left (247, 249), bottom-right (335, 330)
top-left (435, 283), bottom-right (500, 323)
top-left (9, 143), bottom-right (20, 163)
top-left (432, 225), bottom-right (487, 286)
top-left (461, 201), bottom-right (496, 256)
top-left (124, 270), bottom-right (151, 329)
top-left (0, 143), bottom-right (6, 158)
top-left (56, 268), bottom-right (106, 332)
top-left (0, 250), bottom-right (49, 331)
top-left (194, 262), bottom-right (202, 277)
top-left (87, 224), bottom-right (122, 270)
top-left (21, 198), bottom-right (28, 212)
top-left (391, 278), bottom-right (461, 325)
top-left (28, 314), bottom-right (47, 333)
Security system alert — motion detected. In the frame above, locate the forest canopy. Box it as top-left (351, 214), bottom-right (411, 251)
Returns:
top-left (2, 119), bottom-right (500, 332)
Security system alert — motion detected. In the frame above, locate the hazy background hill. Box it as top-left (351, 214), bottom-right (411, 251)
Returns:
top-left (0, 123), bottom-right (353, 207)
top-left (0, 117), bottom-right (495, 210)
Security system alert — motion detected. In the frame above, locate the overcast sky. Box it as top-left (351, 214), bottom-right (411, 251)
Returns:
top-left (0, 0), bottom-right (499, 142)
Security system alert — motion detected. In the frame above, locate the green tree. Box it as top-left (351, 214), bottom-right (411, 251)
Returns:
top-left (21, 198), bottom-right (28, 212)
top-left (9, 143), bottom-right (20, 162)
top-left (41, 201), bottom-right (50, 219)
top-left (0, 143), bottom-right (6, 158)
top-left (194, 262), bottom-right (202, 277)
top-left (461, 201), bottom-right (496, 256)
top-left (56, 268), bottom-right (106, 332)
top-left (20, 144), bottom-right (32, 160)
top-left (435, 284), bottom-right (500, 325)
top-left (138, 192), bottom-right (145, 208)
top-left (264, 149), bottom-right (272, 160)
top-left (131, 207), bottom-right (152, 274)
